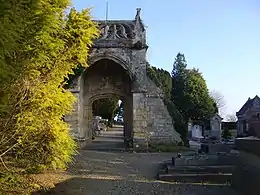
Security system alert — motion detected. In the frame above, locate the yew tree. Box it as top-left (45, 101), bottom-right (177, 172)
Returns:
top-left (171, 53), bottom-right (188, 113)
top-left (170, 53), bottom-right (217, 142)
top-left (0, 0), bottom-right (98, 170)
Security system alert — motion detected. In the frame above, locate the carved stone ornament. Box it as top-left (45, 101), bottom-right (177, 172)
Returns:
top-left (99, 23), bottom-right (135, 40)
top-left (100, 76), bottom-right (112, 89)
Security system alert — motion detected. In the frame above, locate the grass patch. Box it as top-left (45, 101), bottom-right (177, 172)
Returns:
top-left (0, 166), bottom-right (70, 195)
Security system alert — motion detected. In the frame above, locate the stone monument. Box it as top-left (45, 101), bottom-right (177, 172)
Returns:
top-left (210, 113), bottom-right (222, 139)
top-left (64, 8), bottom-right (182, 150)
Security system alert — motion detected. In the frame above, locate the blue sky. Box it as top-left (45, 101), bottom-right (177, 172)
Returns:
top-left (72, 0), bottom-right (260, 117)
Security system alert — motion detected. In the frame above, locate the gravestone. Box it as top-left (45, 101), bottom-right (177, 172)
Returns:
top-left (210, 114), bottom-right (222, 139)
top-left (191, 125), bottom-right (203, 139)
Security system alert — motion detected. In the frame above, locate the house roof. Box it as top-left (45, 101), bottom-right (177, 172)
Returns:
top-left (237, 95), bottom-right (260, 115)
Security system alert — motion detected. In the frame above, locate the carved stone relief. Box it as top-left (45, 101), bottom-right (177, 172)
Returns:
top-left (100, 76), bottom-right (112, 89)
top-left (99, 23), bottom-right (136, 40)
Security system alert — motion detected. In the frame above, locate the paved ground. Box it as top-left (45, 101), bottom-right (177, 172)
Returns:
top-left (41, 127), bottom-right (239, 195)
top-left (84, 125), bottom-right (125, 151)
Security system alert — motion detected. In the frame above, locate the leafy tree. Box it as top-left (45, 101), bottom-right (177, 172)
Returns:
top-left (171, 54), bottom-right (217, 120)
top-left (147, 53), bottom-right (217, 145)
top-left (222, 128), bottom-right (232, 139)
top-left (185, 68), bottom-right (217, 120)
top-left (170, 53), bottom-right (217, 143)
top-left (210, 90), bottom-right (225, 116)
top-left (0, 0), bottom-right (98, 174)
top-left (92, 98), bottom-right (119, 121)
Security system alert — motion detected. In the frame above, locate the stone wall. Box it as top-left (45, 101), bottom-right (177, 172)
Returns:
top-left (145, 77), bottom-right (182, 144)
top-left (232, 138), bottom-right (260, 195)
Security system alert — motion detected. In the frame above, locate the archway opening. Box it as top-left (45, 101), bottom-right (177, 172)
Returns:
top-left (92, 97), bottom-right (120, 127)
top-left (114, 100), bottom-right (124, 126)
top-left (82, 58), bottom-right (133, 149)
top-left (91, 97), bottom-right (126, 144)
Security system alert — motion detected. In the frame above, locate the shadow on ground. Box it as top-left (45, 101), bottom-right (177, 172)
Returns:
top-left (33, 150), bottom-right (239, 195)
top-left (84, 126), bottom-right (126, 152)
top-left (37, 177), bottom-right (239, 195)
top-left (33, 126), bottom-right (239, 195)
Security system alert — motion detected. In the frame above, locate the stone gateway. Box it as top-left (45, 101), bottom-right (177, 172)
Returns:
top-left (65, 9), bottom-right (181, 150)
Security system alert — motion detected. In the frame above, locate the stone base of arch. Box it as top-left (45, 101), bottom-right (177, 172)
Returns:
top-left (64, 90), bottom-right (151, 150)
top-left (65, 88), bottom-right (182, 151)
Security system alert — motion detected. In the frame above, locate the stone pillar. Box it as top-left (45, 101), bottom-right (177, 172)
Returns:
top-left (123, 96), bottom-right (133, 139)
top-left (64, 90), bottom-right (81, 139)
top-left (64, 75), bottom-right (93, 148)
top-left (132, 92), bottom-right (148, 151)
top-left (83, 105), bottom-right (93, 139)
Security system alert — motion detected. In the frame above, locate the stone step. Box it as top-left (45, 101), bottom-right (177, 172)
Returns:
top-left (158, 173), bottom-right (232, 184)
top-left (164, 164), bottom-right (235, 174)
top-left (173, 154), bottom-right (238, 166)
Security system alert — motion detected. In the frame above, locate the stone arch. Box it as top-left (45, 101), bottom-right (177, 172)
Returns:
top-left (65, 10), bottom-right (182, 150)
top-left (87, 54), bottom-right (134, 80)
top-left (81, 57), bottom-right (134, 142)
top-left (88, 92), bottom-right (124, 104)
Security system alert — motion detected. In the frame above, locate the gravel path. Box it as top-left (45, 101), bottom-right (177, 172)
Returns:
top-left (41, 127), bottom-right (239, 195)
top-left (42, 150), bottom-right (239, 195)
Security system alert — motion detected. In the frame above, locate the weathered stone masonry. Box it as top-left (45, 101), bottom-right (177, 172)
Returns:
top-left (65, 8), bottom-right (182, 149)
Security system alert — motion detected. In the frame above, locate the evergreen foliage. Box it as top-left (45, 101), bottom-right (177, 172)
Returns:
top-left (0, 0), bottom-right (98, 174)
top-left (222, 128), bottom-right (232, 139)
top-left (184, 68), bottom-right (217, 120)
top-left (92, 98), bottom-right (119, 121)
top-left (146, 63), bottom-right (172, 98)
top-left (171, 53), bottom-right (217, 121)
top-left (171, 53), bottom-right (188, 109)
top-left (147, 53), bottom-right (217, 144)
top-left (171, 53), bottom-right (217, 141)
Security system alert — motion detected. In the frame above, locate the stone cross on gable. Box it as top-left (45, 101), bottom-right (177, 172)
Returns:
top-left (136, 8), bottom-right (141, 20)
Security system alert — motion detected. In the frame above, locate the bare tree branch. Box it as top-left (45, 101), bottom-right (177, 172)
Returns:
top-left (226, 113), bottom-right (237, 122)
top-left (210, 90), bottom-right (226, 116)
top-left (210, 90), bottom-right (225, 109)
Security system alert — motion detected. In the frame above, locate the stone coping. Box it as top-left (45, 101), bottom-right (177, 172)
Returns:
top-left (235, 136), bottom-right (260, 157)
top-left (236, 136), bottom-right (260, 140)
